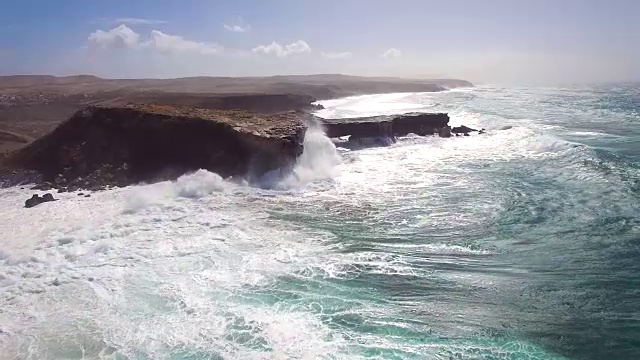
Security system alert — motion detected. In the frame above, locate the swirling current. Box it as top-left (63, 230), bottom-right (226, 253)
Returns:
top-left (1, 84), bottom-right (639, 359)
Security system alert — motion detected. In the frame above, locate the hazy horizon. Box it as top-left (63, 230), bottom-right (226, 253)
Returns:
top-left (1, 0), bottom-right (639, 86)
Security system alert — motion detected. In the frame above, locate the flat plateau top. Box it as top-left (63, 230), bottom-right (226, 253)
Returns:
top-left (319, 112), bottom-right (448, 124)
top-left (93, 104), bottom-right (305, 137)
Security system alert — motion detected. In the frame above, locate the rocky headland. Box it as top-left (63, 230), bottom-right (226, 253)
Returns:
top-left (4, 105), bottom-right (305, 191)
top-left (321, 113), bottom-right (451, 139)
top-left (0, 74), bottom-right (475, 195)
top-left (0, 74), bottom-right (471, 153)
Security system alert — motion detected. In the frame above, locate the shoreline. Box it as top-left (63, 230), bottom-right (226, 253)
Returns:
top-left (0, 75), bottom-right (473, 194)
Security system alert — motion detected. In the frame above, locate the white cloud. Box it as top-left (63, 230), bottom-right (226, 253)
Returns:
top-left (252, 40), bottom-right (311, 57)
top-left (382, 48), bottom-right (402, 58)
top-left (88, 24), bottom-right (140, 49)
top-left (321, 51), bottom-right (352, 59)
top-left (115, 18), bottom-right (167, 25)
top-left (224, 24), bottom-right (250, 32)
top-left (88, 25), bottom-right (221, 55)
top-left (143, 30), bottom-right (221, 55)
top-left (223, 17), bottom-right (251, 33)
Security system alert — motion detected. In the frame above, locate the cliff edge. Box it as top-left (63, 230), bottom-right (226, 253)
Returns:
top-left (5, 104), bottom-right (306, 190)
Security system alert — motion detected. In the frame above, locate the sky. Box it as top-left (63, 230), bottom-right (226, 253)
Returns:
top-left (0, 0), bottom-right (639, 85)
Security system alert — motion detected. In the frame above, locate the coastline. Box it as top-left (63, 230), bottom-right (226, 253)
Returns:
top-left (0, 75), bottom-right (472, 191)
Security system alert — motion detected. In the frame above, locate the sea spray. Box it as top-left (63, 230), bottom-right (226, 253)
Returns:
top-left (256, 122), bottom-right (341, 189)
top-left (124, 169), bottom-right (228, 213)
top-left (285, 123), bottom-right (342, 186)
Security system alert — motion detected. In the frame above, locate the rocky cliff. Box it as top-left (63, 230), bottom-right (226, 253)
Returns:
top-left (322, 113), bottom-right (450, 139)
top-left (6, 104), bottom-right (306, 190)
top-left (0, 75), bottom-right (472, 154)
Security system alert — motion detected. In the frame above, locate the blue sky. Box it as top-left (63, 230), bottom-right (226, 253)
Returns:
top-left (1, 0), bottom-right (638, 84)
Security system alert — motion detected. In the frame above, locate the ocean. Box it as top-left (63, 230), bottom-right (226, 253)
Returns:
top-left (0, 85), bottom-right (639, 359)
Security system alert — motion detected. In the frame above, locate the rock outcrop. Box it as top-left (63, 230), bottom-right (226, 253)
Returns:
top-left (25, 193), bottom-right (55, 208)
top-left (451, 125), bottom-right (478, 135)
top-left (7, 104), bottom-right (306, 190)
top-left (322, 112), bottom-right (450, 139)
top-left (323, 119), bottom-right (395, 139)
top-left (438, 126), bottom-right (452, 138)
top-left (392, 113), bottom-right (450, 136)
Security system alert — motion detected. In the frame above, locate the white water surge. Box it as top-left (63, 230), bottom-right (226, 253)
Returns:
top-left (0, 87), bottom-right (606, 359)
top-left (0, 121), bottom-right (353, 358)
top-left (0, 173), bottom-right (346, 358)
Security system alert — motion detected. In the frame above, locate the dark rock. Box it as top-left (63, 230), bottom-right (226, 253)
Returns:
top-left (438, 126), bottom-right (452, 138)
top-left (31, 182), bottom-right (52, 191)
top-left (54, 174), bottom-right (66, 185)
top-left (393, 113), bottom-right (449, 137)
top-left (464, 133), bottom-right (470, 136)
top-left (347, 136), bottom-right (396, 148)
top-left (323, 112), bottom-right (449, 139)
top-left (77, 193), bottom-right (84, 196)
top-left (451, 125), bottom-right (478, 134)
top-left (7, 105), bottom-right (306, 188)
top-left (57, 187), bottom-right (67, 193)
top-left (84, 194), bottom-right (91, 198)
top-left (24, 193), bottom-right (56, 208)
top-left (324, 120), bottom-right (393, 139)
top-left (0, 170), bottom-right (43, 188)
top-left (25, 194), bottom-right (39, 208)
top-left (88, 185), bottom-right (104, 192)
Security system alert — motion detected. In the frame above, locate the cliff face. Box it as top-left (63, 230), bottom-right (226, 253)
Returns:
top-left (392, 113), bottom-right (449, 136)
top-left (322, 113), bottom-right (450, 139)
top-left (7, 105), bottom-right (306, 190)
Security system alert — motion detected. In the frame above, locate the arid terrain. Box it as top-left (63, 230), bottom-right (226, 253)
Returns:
top-left (0, 74), bottom-right (471, 154)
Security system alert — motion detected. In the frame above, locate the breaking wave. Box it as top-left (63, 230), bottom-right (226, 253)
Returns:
top-left (256, 124), bottom-right (341, 190)
top-left (2, 85), bottom-right (639, 359)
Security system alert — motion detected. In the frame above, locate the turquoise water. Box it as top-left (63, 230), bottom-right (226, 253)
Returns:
top-left (0, 85), bottom-right (638, 359)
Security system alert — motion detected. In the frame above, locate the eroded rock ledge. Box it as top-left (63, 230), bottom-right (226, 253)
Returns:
top-left (5, 104), bottom-right (306, 190)
top-left (321, 112), bottom-right (451, 138)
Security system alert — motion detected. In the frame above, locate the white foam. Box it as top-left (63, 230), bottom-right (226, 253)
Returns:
top-left (0, 87), bottom-right (572, 359)
top-left (315, 92), bottom-right (437, 119)
top-left (123, 169), bottom-right (229, 213)
top-left (288, 126), bottom-right (341, 185)
top-left (259, 125), bottom-right (342, 190)
top-left (0, 173), bottom-right (352, 358)
top-left (175, 169), bottom-right (227, 198)
top-left (381, 243), bottom-right (491, 256)
top-left (570, 130), bottom-right (621, 138)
